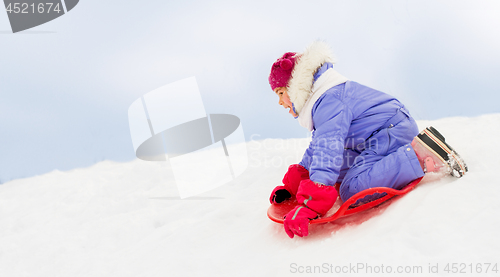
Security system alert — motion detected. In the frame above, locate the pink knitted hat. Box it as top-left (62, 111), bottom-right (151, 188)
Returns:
top-left (268, 52), bottom-right (298, 91)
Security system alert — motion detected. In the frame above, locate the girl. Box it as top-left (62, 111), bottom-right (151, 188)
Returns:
top-left (268, 41), bottom-right (467, 239)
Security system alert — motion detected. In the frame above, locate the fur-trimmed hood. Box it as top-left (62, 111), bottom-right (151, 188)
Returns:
top-left (287, 41), bottom-right (336, 115)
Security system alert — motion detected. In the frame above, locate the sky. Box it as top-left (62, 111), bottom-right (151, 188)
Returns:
top-left (1, 0), bottom-right (499, 182)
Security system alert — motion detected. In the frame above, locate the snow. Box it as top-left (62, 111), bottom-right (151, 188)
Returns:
top-left (1, 114), bottom-right (499, 276)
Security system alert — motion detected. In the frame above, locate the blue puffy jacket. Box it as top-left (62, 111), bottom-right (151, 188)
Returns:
top-left (297, 66), bottom-right (424, 200)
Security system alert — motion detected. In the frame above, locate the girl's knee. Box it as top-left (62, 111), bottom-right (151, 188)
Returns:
top-left (339, 178), bottom-right (361, 202)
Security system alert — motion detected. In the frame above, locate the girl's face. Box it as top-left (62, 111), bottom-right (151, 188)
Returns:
top-left (274, 87), bottom-right (297, 117)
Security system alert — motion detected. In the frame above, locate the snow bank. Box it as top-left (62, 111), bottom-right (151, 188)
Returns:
top-left (1, 114), bottom-right (499, 277)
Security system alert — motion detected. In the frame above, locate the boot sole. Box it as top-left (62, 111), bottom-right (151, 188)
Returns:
top-left (416, 127), bottom-right (468, 178)
top-left (423, 127), bottom-right (468, 176)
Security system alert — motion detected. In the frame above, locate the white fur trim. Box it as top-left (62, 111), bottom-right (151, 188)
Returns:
top-left (287, 41), bottom-right (335, 114)
top-left (297, 69), bottom-right (348, 131)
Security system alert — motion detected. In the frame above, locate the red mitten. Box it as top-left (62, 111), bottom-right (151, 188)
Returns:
top-left (283, 180), bottom-right (339, 239)
top-left (296, 179), bottom-right (338, 216)
top-left (283, 205), bottom-right (318, 238)
top-left (269, 186), bottom-right (291, 204)
top-left (269, 164), bottom-right (309, 204)
top-left (282, 164), bottom-right (310, 195)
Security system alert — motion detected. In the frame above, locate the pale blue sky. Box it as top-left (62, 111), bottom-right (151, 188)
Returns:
top-left (1, 0), bottom-right (499, 182)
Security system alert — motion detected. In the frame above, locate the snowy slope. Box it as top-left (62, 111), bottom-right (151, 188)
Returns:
top-left (1, 114), bottom-right (499, 277)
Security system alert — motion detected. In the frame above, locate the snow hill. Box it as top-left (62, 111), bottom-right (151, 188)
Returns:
top-left (1, 114), bottom-right (499, 277)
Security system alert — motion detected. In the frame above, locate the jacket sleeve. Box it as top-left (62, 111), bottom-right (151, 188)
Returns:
top-left (299, 133), bottom-right (314, 170)
top-left (304, 94), bottom-right (352, 186)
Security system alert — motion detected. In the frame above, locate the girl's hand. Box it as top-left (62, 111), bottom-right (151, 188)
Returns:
top-left (269, 186), bottom-right (292, 204)
top-left (269, 164), bottom-right (309, 204)
top-left (283, 205), bottom-right (318, 238)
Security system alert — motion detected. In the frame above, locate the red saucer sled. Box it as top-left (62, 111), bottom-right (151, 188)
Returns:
top-left (267, 177), bottom-right (423, 224)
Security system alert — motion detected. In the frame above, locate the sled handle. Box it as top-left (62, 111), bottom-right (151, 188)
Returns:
top-left (310, 177), bottom-right (423, 224)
